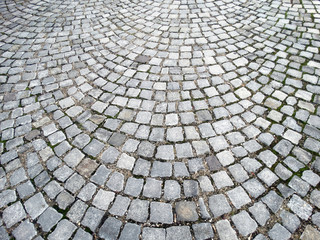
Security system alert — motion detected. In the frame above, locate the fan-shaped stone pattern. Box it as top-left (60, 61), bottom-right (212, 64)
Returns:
top-left (0, 0), bottom-right (320, 239)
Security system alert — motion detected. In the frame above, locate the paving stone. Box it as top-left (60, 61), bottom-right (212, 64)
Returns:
top-left (228, 164), bottom-right (249, 183)
top-left (258, 168), bottom-right (279, 186)
top-left (166, 226), bottom-right (192, 240)
top-left (280, 210), bottom-right (300, 233)
top-left (183, 180), bottom-right (199, 197)
top-left (176, 201), bottom-right (198, 222)
top-left (73, 228), bottom-right (93, 240)
top-left (209, 194), bottom-right (232, 217)
top-left (249, 202), bottom-right (270, 226)
top-left (99, 217), bottom-right (122, 240)
top-left (227, 186), bottom-right (251, 209)
top-left (150, 202), bottom-right (173, 224)
top-left (37, 207), bottom-right (62, 232)
top-left (288, 176), bottom-right (310, 197)
top-left (92, 189), bottom-right (115, 210)
top-left (109, 195), bottom-right (130, 216)
top-left (164, 180), bottom-right (181, 200)
top-left (56, 190), bottom-right (75, 210)
top-left (215, 220), bottom-right (238, 240)
top-left (67, 200), bottom-right (88, 224)
top-left (143, 178), bottom-right (162, 198)
top-left (300, 225), bottom-right (320, 240)
top-left (81, 207), bottom-right (104, 231)
top-left (127, 199), bottom-right (149, 222)
top-left (90, 165), bottom-right (111, 186)
top-left (3, 201), bottom-right (26, 228)
top-left (106, 171), bottom-right (124, 192)
top-left (262, 190), bottom-right (284, 213)
top-left (133, 158), bottom-right (151, 176)
top-left (24, 193), bottom-right (48, 220)
top-left (192, 223), bottom-right (214, 240)
top-left (0, 189), bottom-right (16, 208)
top-left (302, 170), bottom-right (320, 187)
top-left (119, 223), bottom-right (141, 240)
top-left (12, 220), bottom-right (37, 240)
top-left (151, 161), bottom-right (172, 177)
top-left (288, 194), bottom-right (313, 220)
top-left (101, 146), bottom-right (119, 164)
top-left (48, 219), bottom-right (77, 240)
top-left (268, 223), bottom-right (291, 240)
top-left (211, 171), bottom-right (234, 189)
top-left (142, 227), bottom-right (166, 240)
top-left (310, 189), bottom-right (320, 209)
top-left (242, 178), bottom-right (266, 198)
top-left (232, 210), bottom-right (258, 236)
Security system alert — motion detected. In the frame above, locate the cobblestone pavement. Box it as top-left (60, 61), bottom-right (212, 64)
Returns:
top-left (0, 0), bottom-right (320, 239)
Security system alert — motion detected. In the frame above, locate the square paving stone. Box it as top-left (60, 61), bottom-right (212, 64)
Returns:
top-left (176, 201), bottom-right (198, 222)
top-left (48, 219), bottom-right (76, 240)
top-left (81, 207), bottom-right (104, 231)
top-left (117, 153), bottom-right (136, 170)
top-left (209, 194), bottom-right (232, 218)
top-left (258, 150), bottom-right (277, 168)
top-left (73, 228), bottom-right (93, 240)
top-left (227, 186), bottom-right (251, 209)
top-left (43, 181), bottom-right (63, 199)
top-left (192, 223), bottom-right (214, 240)
top-left (288, 194), bottom-right (313, 220)
top-left (142, 228), bottom-right (165, 240)
top-left (215, 220), bottom-right (238, 240)
top-left (109, 195), bottom-right (131, 216)
top-left (232, 210), bottom-right (258, 236)
top-left (3, 201), bottom-right (26, 228)
top-left (143, 178), bottom-right (162, 198)
top-left (183, 180), bottom-right (199, 197)
top-left (268, 223), bottom-right (291, 240)
top-left (65, 173), bottom-right (85, 194)
top-left (242, 178), bottom-right (266, 198)
top-left (176, 143), bottom-right (194, 158)
top-left (155, 145), bottom-right (174, 160)
top-left (67, 200), bottom-right (88, 224)
top-left (249, 201), bottom-right (270, 226)
top-left (133, 158), bottom-right (151, 176)
top-left (83, 139), bottom-right (104, 157)
top-left (198, 176), bottom-right (214, 192)
top-left (274, 163), bottom-right (292, 180)
top-left (119, 223), bottom-right (141, 240)
top-left (12, 220), bottom-right (37, 240)
top-left (164, 180), bottom-right (181, 200)
top-left (174, 162), bottom-right (190, 177)
top-left (76, 158), bottom-right (98, 178)
top-left (151, 161), bottom-right (172, 177)
top-left (188, 158), bottom-right (205, 174)
top-left (90, 165), bottom-right (111, 186)
top-left (127, 199), bottom-right (149, 222)
top-left (56, 190), bottom-right (75, 210)
top-left (216, 150), bottom-right (235, 166)
top-left (241, 157), bottom-right (262, 173)
top-left (150, 202), bottom-right (173, 224)
top-left (106, 171), bottom-right (124, 192)
top-left (92, 189), bottom-right (115, 210)
top-left (300, 225), bottom-right (320, 240)
top-left (24, 192), bottom-right (48, 220)
top-left (302, 170), bottom-right (320, 187)
top-left (262, 190), bottom-right (284, 213)
top-left (37, 207), bottom-right (62, 232)
top-left (124, 177), bottom-right (143, 197)
top-left (63, 148), bottom-right (84, 168)
top-left (228, 164), bottom-right (249, 183)
top-left (280, 210), bottom-right (300, 233)
top-left (166, 226), bottom-right (192, 240)
top-left (99, 217), bottom-right (122, 240)
top-left (138, 141), bottom-right (155, 158)
top-left (288, 175), bottom-right (310, 197)
top-left (257, 168), bottom-right (279, 186)
top-left (16, 180), bottom-right (35, 199)
top-left (211, 171), bottom-right (234, 189)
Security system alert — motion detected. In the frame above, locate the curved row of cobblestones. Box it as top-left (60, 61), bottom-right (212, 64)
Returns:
top-left (0, 0), bottom-right (320, 239)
